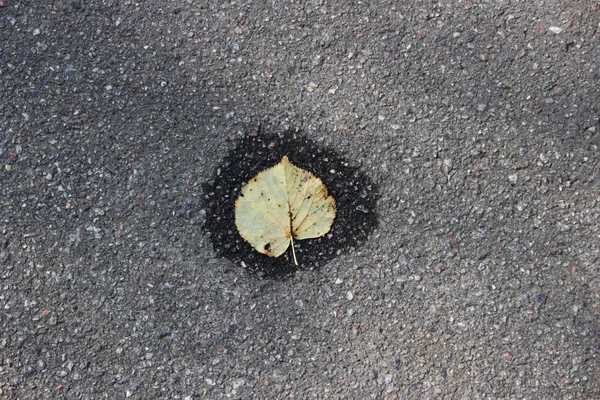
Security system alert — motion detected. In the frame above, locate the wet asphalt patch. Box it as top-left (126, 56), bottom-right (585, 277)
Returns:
top-left (202, 131), bottom-right (379, 278)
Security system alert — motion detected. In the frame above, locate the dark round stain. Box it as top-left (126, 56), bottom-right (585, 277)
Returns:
top-left (202, 131), bottom-right (379, 278)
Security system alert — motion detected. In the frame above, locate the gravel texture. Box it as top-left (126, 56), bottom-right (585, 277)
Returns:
top-left (1, 1), bottom-right (599, 399)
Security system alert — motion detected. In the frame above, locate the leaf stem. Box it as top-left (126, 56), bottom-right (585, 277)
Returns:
top-left (290, 235), bottom-right (298, 266)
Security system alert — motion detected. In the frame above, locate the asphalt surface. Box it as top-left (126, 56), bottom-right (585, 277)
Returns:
top-left (1, 1), bottom-right (599, 399)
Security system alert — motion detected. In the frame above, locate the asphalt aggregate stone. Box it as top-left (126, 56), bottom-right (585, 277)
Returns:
top-left (1, 0), bottom-right (599, 399)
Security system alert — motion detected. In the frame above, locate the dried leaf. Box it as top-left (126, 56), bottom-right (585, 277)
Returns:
top-left (235, 156), bottom-right (336, 265)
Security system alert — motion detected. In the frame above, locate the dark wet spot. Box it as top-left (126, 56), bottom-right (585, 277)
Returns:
top-left (202, 130), bottom-right (379, 279)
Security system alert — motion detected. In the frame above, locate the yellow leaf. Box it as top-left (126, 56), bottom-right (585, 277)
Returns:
top-left (234, 156), bottom-right (336, 265)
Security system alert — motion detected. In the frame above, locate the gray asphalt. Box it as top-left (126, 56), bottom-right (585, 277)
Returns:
top-left (1, 1), bottom-right (599, 399)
